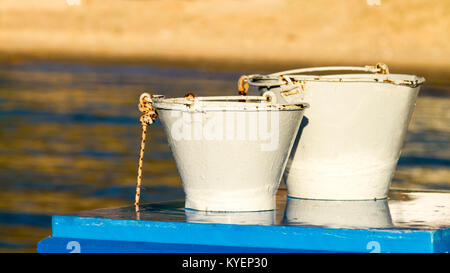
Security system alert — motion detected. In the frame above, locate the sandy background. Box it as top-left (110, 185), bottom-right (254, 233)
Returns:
top-left (0, 0), bottom-right (449, 77)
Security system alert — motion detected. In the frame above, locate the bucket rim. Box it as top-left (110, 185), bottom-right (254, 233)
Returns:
top-left (151, 95), bottom-right (309, 112)
top-left (246, 73), bottom-right (426, 88)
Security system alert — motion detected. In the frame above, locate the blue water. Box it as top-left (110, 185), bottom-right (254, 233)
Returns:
top-left (0, 60), bottom-right (448, 252)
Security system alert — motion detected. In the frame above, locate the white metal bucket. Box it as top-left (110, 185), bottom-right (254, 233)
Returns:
top-left (283, 198), bottom-right (393, 229)
top-left (152, 95), bottom-right (309, 211)
top-left (242, 64), bottom-right (425, 200)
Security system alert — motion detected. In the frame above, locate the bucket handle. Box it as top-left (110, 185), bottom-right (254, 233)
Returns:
top-left (238, 63), bottom-right (389, 95)
top-left (269, 63), bottom-right (389, 76)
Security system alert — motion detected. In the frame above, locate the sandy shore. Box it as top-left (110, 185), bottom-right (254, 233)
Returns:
top-left (0, 0), bottom-right (449, 77)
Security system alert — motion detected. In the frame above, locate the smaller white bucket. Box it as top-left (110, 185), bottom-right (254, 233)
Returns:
top-left (283, 198), bottom-right (393, 229)
top-left (152, 95), bottom-right (308, 211)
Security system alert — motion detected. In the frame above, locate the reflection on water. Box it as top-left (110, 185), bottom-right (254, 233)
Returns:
top-left (76, 188), bottom-right (450, 231)
top-left (283, 198), bottom-right (393, 229)
top-left (0, 60), bottom-right (449, 252)
top-left (185, 209), bottom-right (275, 225)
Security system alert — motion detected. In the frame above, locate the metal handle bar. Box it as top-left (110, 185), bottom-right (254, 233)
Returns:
top-left (269, 64), bottom-right (388, 76)
top-left (238, 63), bottom-right (390, 91)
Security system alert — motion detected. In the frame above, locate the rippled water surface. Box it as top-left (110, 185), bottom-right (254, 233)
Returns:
top-left (0, 61), bottom-right (448, 252)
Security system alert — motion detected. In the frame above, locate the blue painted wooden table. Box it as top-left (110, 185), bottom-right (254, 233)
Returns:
top-left (37, 189), bottom-right (450, 253)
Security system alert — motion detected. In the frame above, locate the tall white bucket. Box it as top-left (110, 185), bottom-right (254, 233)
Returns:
top-left (241, 64), bottom-right (425, 200)
top-left (152, 95), bottom-right (309, 211)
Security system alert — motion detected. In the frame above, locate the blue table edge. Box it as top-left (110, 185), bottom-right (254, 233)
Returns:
top-left (35, 215), bottom-right (450, 253)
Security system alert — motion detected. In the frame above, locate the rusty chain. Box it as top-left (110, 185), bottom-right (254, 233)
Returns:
top-left (237, 75), bottom-right (250, 96)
